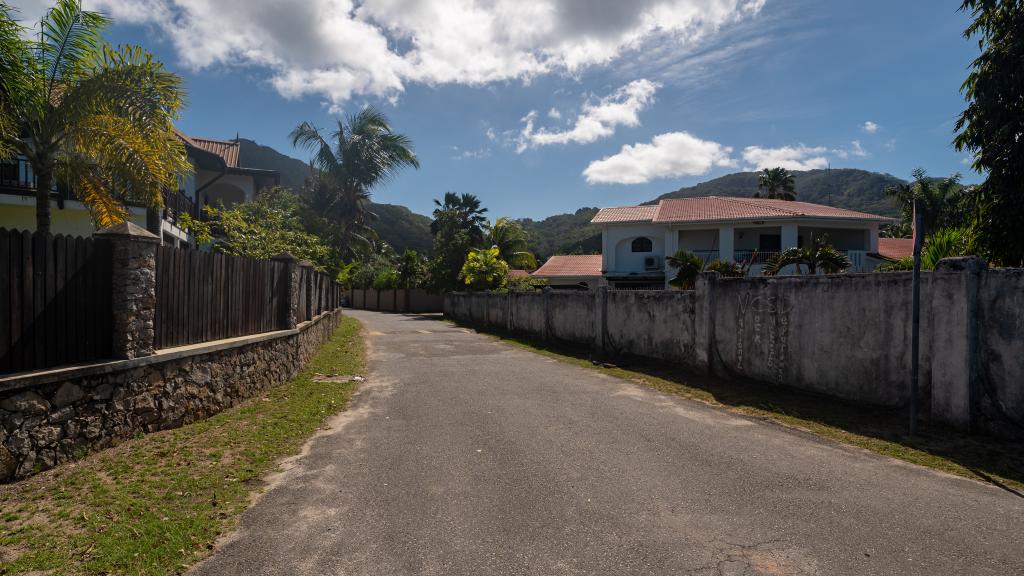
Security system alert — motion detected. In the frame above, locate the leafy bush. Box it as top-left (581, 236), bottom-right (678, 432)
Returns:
top-left (459, 246), bottom-right (509, 291)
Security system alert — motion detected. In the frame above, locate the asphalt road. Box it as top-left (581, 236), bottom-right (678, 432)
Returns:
top-left (190, 310), bottom-right (1024, 576)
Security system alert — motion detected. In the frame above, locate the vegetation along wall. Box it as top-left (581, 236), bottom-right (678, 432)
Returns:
top-left (444, 258), bottom-right (1024, 439)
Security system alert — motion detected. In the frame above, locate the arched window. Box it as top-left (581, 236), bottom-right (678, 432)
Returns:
top-left (631, 237), bottom-right (653, 253)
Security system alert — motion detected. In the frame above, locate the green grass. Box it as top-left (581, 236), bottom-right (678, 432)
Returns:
top-left (0, 316), bottom-right (365, 575)
top-left (458, 322), bottom-right (1024, 495)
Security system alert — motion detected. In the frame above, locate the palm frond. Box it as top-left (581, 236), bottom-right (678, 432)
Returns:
top-left (38, 0), bottom-right (109, 100)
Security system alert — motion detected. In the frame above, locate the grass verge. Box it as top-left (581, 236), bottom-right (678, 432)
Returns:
top-left (459, 322), bottom-right (1024, 495)
top-left (0, 316), bottom-right (365, 575)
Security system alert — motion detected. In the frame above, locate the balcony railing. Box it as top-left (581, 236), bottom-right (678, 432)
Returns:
top-left (735, 250), bottom-right (779, 265)
top-left (162, 189), bottom-right (196, 224)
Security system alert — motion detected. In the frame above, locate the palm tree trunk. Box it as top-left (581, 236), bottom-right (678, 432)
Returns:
top-left (35, 170), bottom-right (52, 235)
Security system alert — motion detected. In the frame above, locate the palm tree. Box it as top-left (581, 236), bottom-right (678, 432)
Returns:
top-left (291, 106), bottom-right (418, 256)
top-left (431, 192), bottom-right (488, 243)
top-left (884, 168), bottom-right (966, 237)
top-left (666, 250), bottom-right (706, 289)
top-left (486, 217), bottom-right (537, 269)
top-left (763, 234), bottom-right (851, 276)
top-left (755, 167), bottom-right (797, 201)
top-left (1, 0), bottom-right (190, 234)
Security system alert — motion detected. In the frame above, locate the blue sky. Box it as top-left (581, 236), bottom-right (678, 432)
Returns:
top-left (16, 0), bottom-right (981, 219)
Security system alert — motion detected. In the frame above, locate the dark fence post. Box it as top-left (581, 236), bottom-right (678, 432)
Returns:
top-left (95, 222), bottom-right (159, 360)
top-left (299, 260), bottom-right (314, 321)
top-left (273, 252), bottom-right (298, 329)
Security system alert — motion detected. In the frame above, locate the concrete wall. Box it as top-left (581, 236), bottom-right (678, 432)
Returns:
top-left (346, 289), bottom-right (443, 313)
top-left (444, 260), bottom-right (1024, 438)
top-left (0, 310), bottom-right (343, 481)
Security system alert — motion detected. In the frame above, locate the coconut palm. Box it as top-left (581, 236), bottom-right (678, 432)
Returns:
top-left (1, 0), bottom-right (190, 234)
top-left (486, 217), bottom-right (538, 269)
top-left (291, 106), bottom-right (418, 256)
top-left (431, 192), bottom-right (488, 243)
top-left (755, 167), bottom-right (797, 201)
top-left (667, 250), bottom-right (746, 288)
top-left (763, 234), bottom-right (851, 276)
top-left (884, 168), bottom-right (967, 237)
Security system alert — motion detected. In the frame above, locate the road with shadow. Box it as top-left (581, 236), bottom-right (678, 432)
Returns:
top-left (190, 310), bottom-right (1024, 576)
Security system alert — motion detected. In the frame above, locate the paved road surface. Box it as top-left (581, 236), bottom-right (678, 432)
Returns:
top-left (191, 310), bottom-right (1024, 576)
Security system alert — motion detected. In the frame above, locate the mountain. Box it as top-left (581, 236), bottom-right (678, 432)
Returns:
top-left (517, 208), bottom-right (602, 260)
top-left (237, 139), bottom-right (434, 254)
top-left (651, 168), bottom-right (903, 216)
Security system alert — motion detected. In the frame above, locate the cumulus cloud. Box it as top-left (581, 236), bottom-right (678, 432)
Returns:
top-left (20, 0), bottom-right (764, 107)
top-left (742, 144), bottom-right (829, 171)
top-left (832, 140), bottom-right (867, 160)
top-left (517, 79), bottom-right (659, 152)
top-left (862, 121), bottom-right (879, 134)
top-left (583, 132), bottom-right (736, 185)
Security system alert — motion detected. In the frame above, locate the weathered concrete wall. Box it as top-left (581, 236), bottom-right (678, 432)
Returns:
top-left (444, 262), bottom-right (1024, 437)
top-left (711, 274), bottom-right (912, 406)
top-left (976, 268), bottom-right (1024, 434)
top-left (348, 288), bottom-right (443, 313)
top-left (547, 292), bottom-right (595, 344)
top-left (0, 310), bottom-right (343, 480)
top-left (606, 291), bottom-right (697, 367)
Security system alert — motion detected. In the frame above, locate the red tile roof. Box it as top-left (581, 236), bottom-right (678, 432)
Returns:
top-left (653, 197), bottom-right (891, 223)
top-left (508, 269), bottom-right (531, 278)
top-left (532, 255), bottom-right (602, 278)
top-left (591, 205), bottom-right (659, 224)
top-left (174, 129), bottom-right (240, 167)
top-left (877, 238), bottom-right (914, 259)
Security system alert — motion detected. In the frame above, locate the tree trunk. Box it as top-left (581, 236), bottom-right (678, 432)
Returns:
top-left (35, 170), bottom-right (52, 235)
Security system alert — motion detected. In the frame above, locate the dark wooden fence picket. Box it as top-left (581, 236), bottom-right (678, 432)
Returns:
top-left (0, 228), bottom-right (112, 375)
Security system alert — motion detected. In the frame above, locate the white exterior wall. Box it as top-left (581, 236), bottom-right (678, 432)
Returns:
top-left (601, 223), bottom-right (665, 274)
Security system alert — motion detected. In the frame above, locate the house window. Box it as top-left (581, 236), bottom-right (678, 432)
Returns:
top-left (631, 237), bottom-right (653, 253)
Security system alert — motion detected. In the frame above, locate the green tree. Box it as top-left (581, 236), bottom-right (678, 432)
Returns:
top-left (0, 3), bottom-right (26, 160)
top-left (884, 169), bottom-right (969, 237)
top-left (763, 235), bottom-right (851, 276)
top-left (755, 167), bottom-right (797, 201)
top-left (459, 246), bottom-right (509, 291)
top-left (0, 0), bottom-right (190, 234)
top-left (666, 250), bottom-right (745, 289)
top-left (954, 0), bottom-right (1024, 265)
top-left (291, 106), bottom-right (418, 259)
top-left (397, 249), bottom-right (426, 288)
top-left (428, 192), bottom-right (488, 292)
top-left (180, 187), bottom-right (333, 271)
top-left (486, 217), bottom-right (538, 269)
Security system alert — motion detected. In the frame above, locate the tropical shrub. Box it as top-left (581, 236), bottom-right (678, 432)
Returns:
top-left (459, 246), bottom-right (509, 291)
top-left (763, 235), bottom-right (851, 276)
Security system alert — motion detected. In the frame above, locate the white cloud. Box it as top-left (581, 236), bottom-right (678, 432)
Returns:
top-left (583, 132), bottom-right (736, 185)
top-left (517, 79), bottom-right (659, 152)
top-left (832, 140), bottom-right (868, 160)
top-left (862, 121), bottom-right (879, 134)
top-left (23, 0), bottom-right (765, 107)
top-left (883, 138), bottom-right (896, 151)
top-left (742, 144), bottom-right (829, 171)
top-left (547, 107), bottom-right (562, 120)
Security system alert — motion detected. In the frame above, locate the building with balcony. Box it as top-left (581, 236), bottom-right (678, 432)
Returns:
top-left (0, 130), bottom-right (279, 246)
top-left (590, 196), bottom-right (897, 289)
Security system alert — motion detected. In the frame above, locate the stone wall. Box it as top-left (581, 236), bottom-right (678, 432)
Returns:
top-left (444, 260), bottom-right (1024, 437)
top-left (0, 310), bottom-right (342, 481)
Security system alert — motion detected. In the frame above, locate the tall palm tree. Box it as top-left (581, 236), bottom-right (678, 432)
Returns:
top-left (884, 168), bottom-right (966, 237)
top-left (763, 234), bottom-right (851, 276)
top-left (291, 106), bottom-right (418, 256)
top-left (486, 217), bottom-right (537, 269)
top-left (1, 0), bottom-right (190, 234)
top-left (431, 192), bottom-right (488, 244)
top-left (755, 167), bottom-right (797, 201)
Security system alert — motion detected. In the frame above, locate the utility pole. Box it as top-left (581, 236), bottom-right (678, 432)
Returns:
top-left (910, 198), bottom-right (923, 435)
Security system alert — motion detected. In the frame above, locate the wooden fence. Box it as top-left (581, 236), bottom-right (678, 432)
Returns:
top-left (155, 247), bottom-right (344, 349)
top-left (154, 247), bottom-right (289, 349)
top-left (0, 228), bottom-right (112, 375)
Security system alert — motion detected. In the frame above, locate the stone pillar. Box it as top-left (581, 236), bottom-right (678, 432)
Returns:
top-left (272, 252), bottom-right (299, 329)
top-left (95, 222), bottom-right (160, 359)
top-left (718, 226), bottom-right (734, 262)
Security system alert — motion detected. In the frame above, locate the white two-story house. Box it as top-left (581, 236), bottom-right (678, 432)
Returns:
top-left (591, 196), bottom-right (896, 289)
